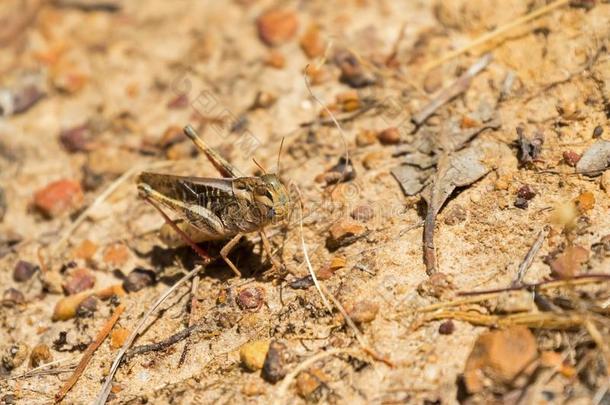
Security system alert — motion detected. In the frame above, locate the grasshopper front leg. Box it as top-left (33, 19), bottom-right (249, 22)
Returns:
top-left (220, 233), bottom-right (244, 277)
top-left (259, 229), bottom-right (282, 272)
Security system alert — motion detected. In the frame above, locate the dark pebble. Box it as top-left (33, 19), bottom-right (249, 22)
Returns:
top-left (515, 185), bottom-right (536, 209)
top-left (76, 295), bottom-right (98, 318)
top-left (438, 320), bottom-right (455, 335)
top-left (262, 340), bottom-right (288, 383)
top-left (593, 125), bottom-right (603, 138)
top-left (59, 124), bottom-right (90, 153)
top-left (288, 275), bottom-right (314, 290)
top-left (122, 268), bottom-right (156, 292)
top-left (236, 287), bottom-right (264, 311)
top-left (517, 185), bottom-right (536, 200)
top-left (13, 260), bottom-right (39, 282)
top-left (63, 268), bottom-right (96, 295)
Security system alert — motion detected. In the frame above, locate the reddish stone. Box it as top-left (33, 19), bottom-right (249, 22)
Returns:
top-left (33, 179), bottom-right (84, 218)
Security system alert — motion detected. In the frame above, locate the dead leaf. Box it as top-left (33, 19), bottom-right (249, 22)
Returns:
top-left (422, 141), bottom-right (506, 274)
top-left (576, 140), bottom-right (610, 176)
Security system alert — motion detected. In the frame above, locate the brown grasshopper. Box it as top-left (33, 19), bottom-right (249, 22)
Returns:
top-left (137, 125), bottom-right (291, 276)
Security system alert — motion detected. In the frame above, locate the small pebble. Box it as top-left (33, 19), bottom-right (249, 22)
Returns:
top-left (33, 179), bottom-right (84, 218)
top-left (13, 260), bottom-right (39, 282)
top-left (350, 205), bottom-right (374, 222)
top-left (242, 380), bottom-right (266, 397)
top-left (256, 9), bottom-right (298, 46)
top-left (344, 299), bottom-right (378, 324)
top-left (592, 125), bottom-right (603, 138)
top-left (463, 326), bottom-right (537, 394)
top-left (63, 268), bottom-right (96, 295)
top-left (76, 295), bottom-right (98, 318)
top-left (438, 320), bottom-right (455, 335)
top-left (575, 191), bottom-right (595, 212)
top-left (316, 256), bottom-right (346, 280)
top-left (236, 287), bottom-right (264, 311)
top-left (296, 368), bottom-right (328, 398)
top-left (2, 342), bottom-right (28, 370)
top-left (356, 130), bottom-right (377, 147)
top-left (514, 184), bottom-right (536, 209)
top-left (122, 268), bottom-right (156, 293)
top-left (335, 49), bottom-right (375, 88)
top-left (377, 127), bottom-right (401, 145)
top-left (72, 239), bottom-right (98, 261)
top-left (443, 205), bottom-right (467, 225)
top-left (327, 219), bottom-right (366, 249)
top-left (423, 68), bottom-right (442, 93)
top-left (548, 245), bottom-right (589, 279)
top-left (320, 157), bottom-right (356, 185)
top-left (262, 340), bottom-right (288, 383)
top-left (2, 288), bottom-right (25, 307)
top-left (30, 344), bottom-right (53, 367)
top-left (103, 243), bottom-right (130, 268)
top-left (59, 124), bottom-right (91, 153)
top-left (240, 340), bottom-right (270, 371)
top-left (299, 24), bottom-right (325, 59)
top-left (265, 50), bottom-right (285, 69)
top-left (41, 271), bottom-right (64, 294)
top-left (469, 191), bottom-right (482, 204)
top-left (110, 328), bottom-right (129, 349)
top-left (362, 151), bottom-right (385, 170)
top-left (53, 293), bottom-right (90, 321)
top-left (563, 150), bottom-right (581, 167)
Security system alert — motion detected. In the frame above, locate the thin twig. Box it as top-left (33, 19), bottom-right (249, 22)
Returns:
top-left (126, 323), bottom-right (217, 359)
top-left (416, 274), bottom-right (610, 313)
top-left (412, 53), bottom-right (492, 126)
top-left (417, 309), bottom-right (590, 330)
top-left (512, 226), bottom-right (549, 286)
top-left (4, 357), bottom-right (75, 381)
top-left (92, 266), bottom-right (203, 405)
top-left (422, 0), bottom-right (570, 71)
top-left (178, 274), bottom-right (200, 366)
top-left (55, 304), bottom-right (125, 403)
top-left (458, 274), bottom-right (610, 296)
top-left (295, 188), bottom-right (333, 314)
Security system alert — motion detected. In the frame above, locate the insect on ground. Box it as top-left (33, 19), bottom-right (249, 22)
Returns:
top-left (137, 125), bottom-right (291, 276)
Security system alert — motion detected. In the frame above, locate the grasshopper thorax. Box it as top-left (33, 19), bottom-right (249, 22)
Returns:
top-left (233, 173), bottom-right (290, 224)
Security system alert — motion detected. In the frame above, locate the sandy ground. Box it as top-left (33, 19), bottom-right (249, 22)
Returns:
top-left (1, 0), bottom-right (609, 404)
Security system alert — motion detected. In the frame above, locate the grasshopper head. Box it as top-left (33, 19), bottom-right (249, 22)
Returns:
top-left (252, 174), bottom-right (291, 223)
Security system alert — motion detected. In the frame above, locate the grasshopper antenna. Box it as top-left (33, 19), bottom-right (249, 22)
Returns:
top-left (252, 158), bottom-right (267, 174)
top-left (276, 137), bottom-right (285, 176)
